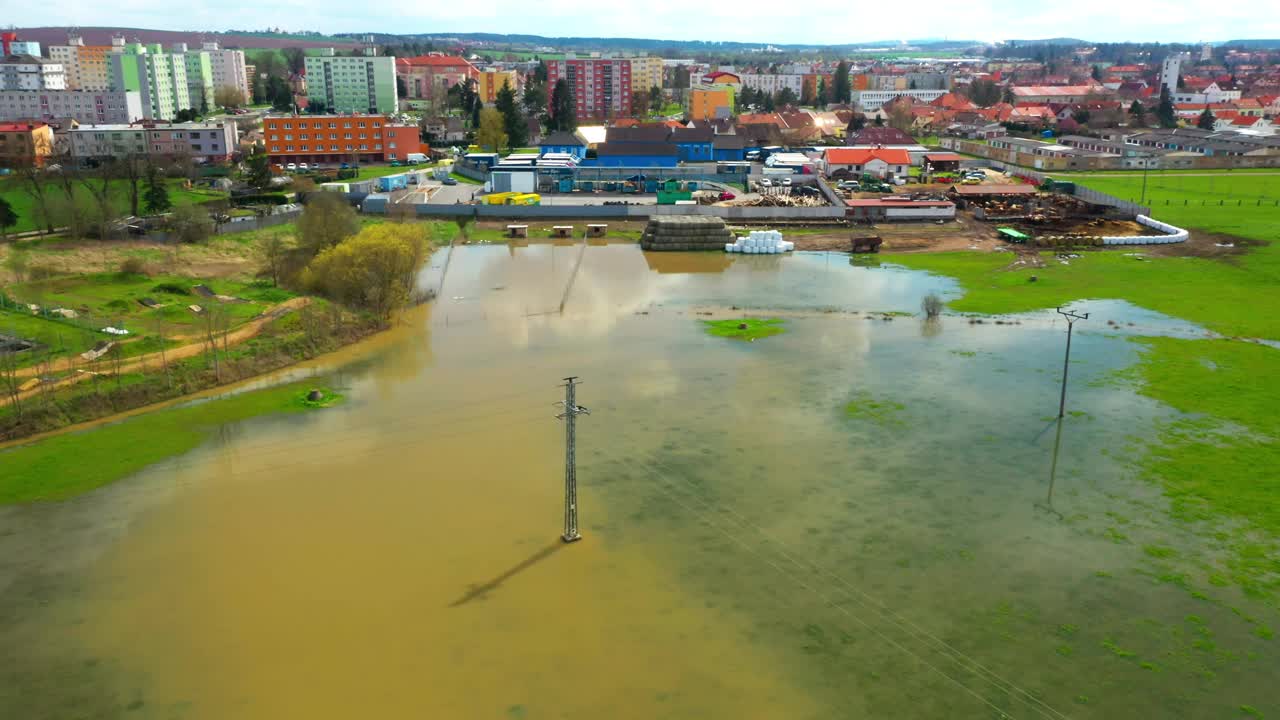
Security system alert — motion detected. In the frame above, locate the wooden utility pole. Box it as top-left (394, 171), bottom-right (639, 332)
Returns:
top-left (1056, 306), bottom-right (1089, 418)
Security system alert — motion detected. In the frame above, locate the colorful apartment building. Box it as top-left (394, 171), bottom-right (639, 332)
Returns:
top-left (396, 55), bottom-right (478, 100)
top-left (477, 69), bottom-right (519, 104)
top-left (547, 57), bottom-right (635, 120)
top-left (0, 89), bottom-right (144, 124)
top-left (171, 44), bottom-right (215, 111)
top-left (262, 114), bottom-right (421, 164)
top-left (68, 120), bottom-right (239, 163)
top-left (49, 34), bottom-right (117, 92)
top-left (0, 121), bottom-right (54, 167)
top-left (689, 88), bottom-right (734, 120)
top-left (110, 43), bottom-right (184, 120)
top-left (304, 51), bottom-right (397, 114)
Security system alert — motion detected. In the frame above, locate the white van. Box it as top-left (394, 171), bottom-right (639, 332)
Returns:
top-left (406, 153), bottom-right (428, 165)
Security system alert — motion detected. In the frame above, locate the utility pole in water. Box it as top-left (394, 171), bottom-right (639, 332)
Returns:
top-left (557, 377), bottom-right (589, 543)
top-left (1055, 307), bottom-right (1090, 418)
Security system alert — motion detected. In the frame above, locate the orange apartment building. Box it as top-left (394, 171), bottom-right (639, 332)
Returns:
top-left (263, 114), bottom-right (422, 164)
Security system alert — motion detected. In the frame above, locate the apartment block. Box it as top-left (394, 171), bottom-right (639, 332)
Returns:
top-left (477, 69), bottom-right (519, 104)
top-left (1, 32), bottom-right (41, 57)
top-left (68, 120), bottom-right (238, 163)
top-left (0, 89), bottom-right (144, 125)
top-left (740, 73), bottom-right (804, 96)
top-left (48, 34), bottom-right (117, 92)
top-left (201, 42), bottom-right (251, 99)
top-left (395, 55), bottom-right (477, 101)
top-left (305, 52), bottom-right (397, 114)
top-left (110, 43), bottom-right (213, 119)
top-left (547, 57), bottom-right (634, 120)
top-left (0, 120), bottom-right (54, 167)
top-left (629, 56), bottom-right (663, 93)
top-left (263, 113), bottom-right (420, 163)
top-left (171, 44), bottom-right (215, 111)
top-left (689, 88), bottom-right (734, 120)
top-left (0, 55), bottom-right (67, 91)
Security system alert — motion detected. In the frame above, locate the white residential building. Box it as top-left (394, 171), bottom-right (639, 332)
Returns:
top-left (7, 41), bottom-right (41, 56)
top-left (0, 89), bottom-right (143, 124)
top-left (0, 55), bottom-right (67, 91)
top-left (48, 34), bottom-right (121, 92)
top-left (68, 120), bottom-right (239, 162)
top-left (1172, 82), bottom-right (1242, 105)
top-left (853, 89), bottom-right (948, 111)
top-left (201, 41), bottom-right (251, 100)
top-left (1160, 52), bottom-right (1189, 94)
top-left (739, 72), bottom-right (805, 97)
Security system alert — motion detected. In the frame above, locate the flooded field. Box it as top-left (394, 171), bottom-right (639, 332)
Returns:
top-left (2, 243), bottom-right (1275, 719)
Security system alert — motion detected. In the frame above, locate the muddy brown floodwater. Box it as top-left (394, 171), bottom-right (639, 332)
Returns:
top-left (2, 242), bottom-right (1276, 719)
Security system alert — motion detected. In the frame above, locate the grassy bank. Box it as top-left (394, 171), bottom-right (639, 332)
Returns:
top-left (0, 178), bottom-right (228, 235)
top-left (893, 176), bottom-right (1280, 604)
top-left (703, 318), bottom-right (786, 341)
top-left (0, 379), bottom-right (343, 504)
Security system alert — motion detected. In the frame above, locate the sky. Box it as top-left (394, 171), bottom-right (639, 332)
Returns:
top-left (27, 0), bottom-right (1280, 45)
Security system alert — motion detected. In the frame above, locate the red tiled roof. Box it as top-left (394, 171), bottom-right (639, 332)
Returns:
top-left (923, 153), bottom-right (962, 162)
top-left (0, 122), bottom-right (45, 131)
top-left (826, 148), bottom-right (911, 165)
top-left (399, 55), bottom-right (473, 68)
top-left (1010, 85), bottom-right (1104, 97)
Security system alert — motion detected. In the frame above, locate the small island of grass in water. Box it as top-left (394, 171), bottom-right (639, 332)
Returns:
top-left (702, 318), bottom-right (786, 341)
top-left (844, 391), bottom-right (906, 426)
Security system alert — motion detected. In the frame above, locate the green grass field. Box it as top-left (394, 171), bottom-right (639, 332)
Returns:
top-left (0, 178), bottom-right (228, 235)
top-left (0, 380), bottom-right (340, 504)
top-left (2, 272), bottom-right (292, 368)
top-left (895, 173), bottom-right (1280, 590)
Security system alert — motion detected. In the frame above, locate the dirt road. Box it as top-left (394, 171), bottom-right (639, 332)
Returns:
top-left (4, 298), bottom-right (310, 406)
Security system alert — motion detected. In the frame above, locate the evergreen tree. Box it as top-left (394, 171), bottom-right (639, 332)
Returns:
top-left (833, 61), bottom-right (851, 104)
top-left (550, 79), bottom-right (576, 131)
top-left (0, 196), bottom-right (17, 239)
top-left (245, 150), bottom-right (273, 190)
top-left (1156, 87), bottom-right (1177, 128)
top-left (1128, 100), bottom-right (1146, 127)
top-left (143, 165), bottom-right (171, 214)
top-left (817, 77), bottom-right (828, 105)
top-left (1091, 65), bottom-right (1103, 82)
top-left (1197, 107), bottom-right (1216, 130)
top-left (495, 81), bottom-right (527, 147)
top-left (649, 86), bottom-right (663, 114)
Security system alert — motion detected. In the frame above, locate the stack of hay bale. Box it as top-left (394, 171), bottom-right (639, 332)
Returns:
top-left (640, 216), bottom-right (734, 251)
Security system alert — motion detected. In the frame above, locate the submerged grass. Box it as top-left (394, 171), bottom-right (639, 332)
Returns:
top-left (702, 318), bottom-right (786, 341)
top-left (843, 391), bottom-right (906, 426)
top-left (0, 381), bottom-right (342, 504)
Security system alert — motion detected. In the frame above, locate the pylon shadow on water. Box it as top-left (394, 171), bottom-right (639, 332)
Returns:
top-left (1035, 418), bottom-right (1066, 521)
top-left (449, 541), bottom-right (566, 608)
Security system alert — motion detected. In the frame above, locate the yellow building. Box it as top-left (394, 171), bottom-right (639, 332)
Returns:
top-left (689, 88), bottom-right (734, 121)
top-left (0, 121), bottom-right (55, 167)
top-left (629, 56), bottom-right (664, 93)
top-left (477, 70), bottom-right (520, 104)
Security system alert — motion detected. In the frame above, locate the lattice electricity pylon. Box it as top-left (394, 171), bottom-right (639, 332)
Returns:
top-left (556, 377), bottom-right (589, 543)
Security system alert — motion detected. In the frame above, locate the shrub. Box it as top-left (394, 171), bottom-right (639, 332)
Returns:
top-left (119, 257), bottom-right (148, 276)
top-left (922, 293), bottom-right (944, 318)
top-left (153, 282), bottom-right (191, 295)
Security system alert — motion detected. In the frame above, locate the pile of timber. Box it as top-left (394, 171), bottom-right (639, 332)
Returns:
top-left (734, 192), bottom-right (826, 208)
top-left (640, 216), bottom-right (734, 251)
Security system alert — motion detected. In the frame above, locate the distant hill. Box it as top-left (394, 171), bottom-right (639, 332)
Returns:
top-left (12, 27), bottom-right (361, 50)
top-left (343, 31), bottom-right (983, 55)
top-left (1220, 39), bottom-right (1280, 49)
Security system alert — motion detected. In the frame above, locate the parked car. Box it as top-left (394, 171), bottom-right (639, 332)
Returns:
top-left (442, 177), bottom-right (458, 186)
top-left (718, 191), bottom-right (736, 201)
top-left (782, 177), bottom-right (793, 186)
top-left (298, 163), bottom-right (309, 172)
top-left (285, 163), bottom-right (297, 172)
top-left (390, 160), bottom-right (401, 167)
top-left (759, 177), bottom-right (773, 188)
top-left (962, 177), bottom-right (983, 185)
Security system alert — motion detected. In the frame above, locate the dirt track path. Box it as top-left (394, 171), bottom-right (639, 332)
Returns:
top-left (4, 298), bottom-right (310, 406)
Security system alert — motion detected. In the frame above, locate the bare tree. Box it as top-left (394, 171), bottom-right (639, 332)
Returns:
top-left (114, 154), bottom-right (147, 217)
top-left (16, 162), bottom-right (56, 234)
top-left (261, 233), bottom-right (289, 286)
